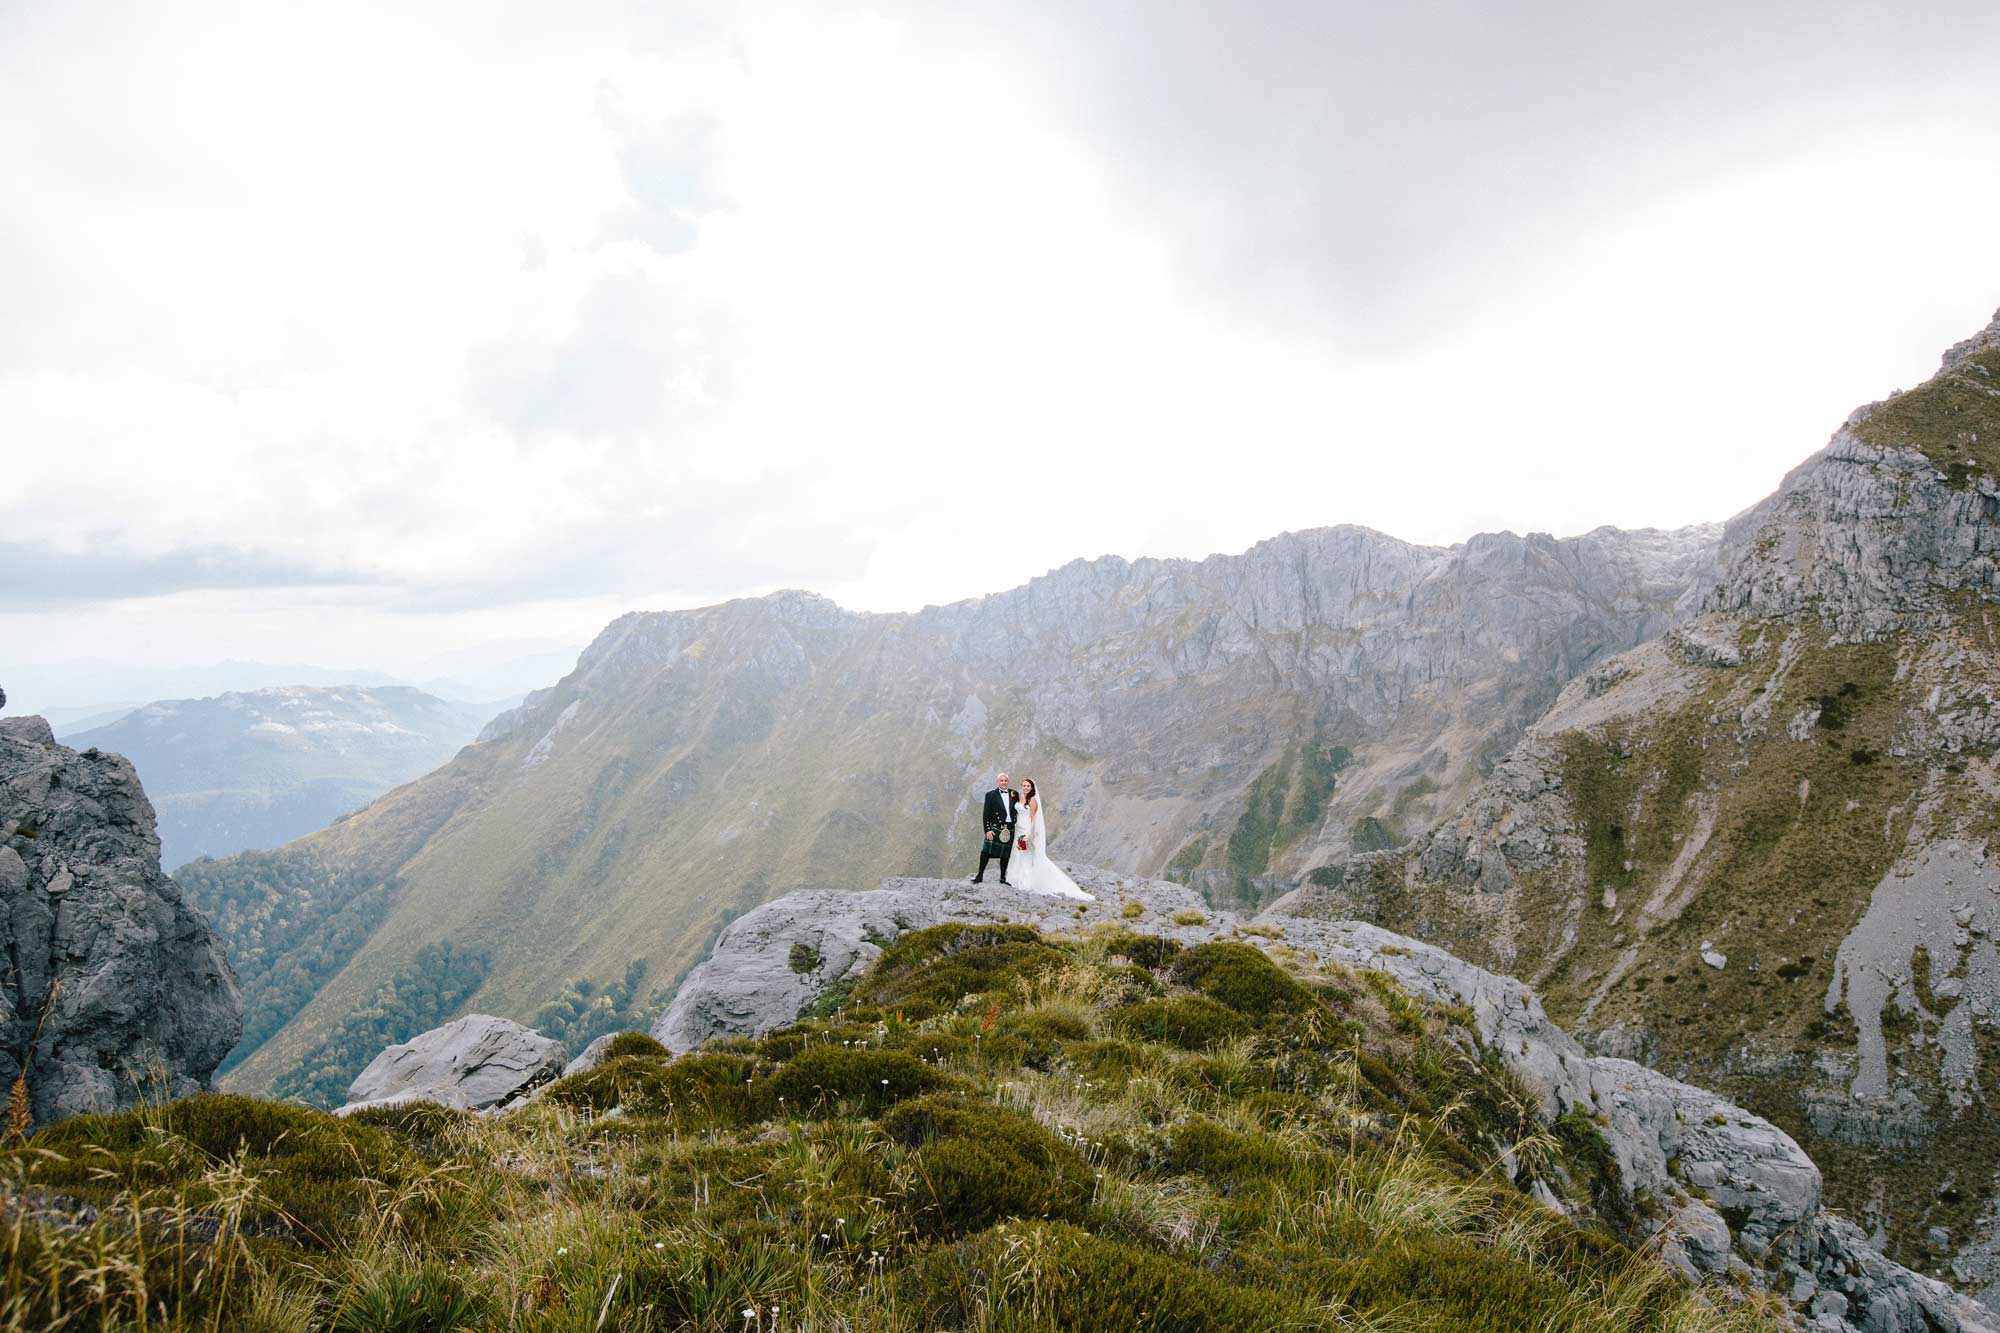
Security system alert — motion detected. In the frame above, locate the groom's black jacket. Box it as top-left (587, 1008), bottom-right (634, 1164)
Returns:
top-left (983, 787), bottom-right (1019, 831)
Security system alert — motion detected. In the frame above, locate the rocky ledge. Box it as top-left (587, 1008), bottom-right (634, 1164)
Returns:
top-left (0, 716), bottom-right (242, 1127)
top-left (658, 865), bottom-right (1992, 1333)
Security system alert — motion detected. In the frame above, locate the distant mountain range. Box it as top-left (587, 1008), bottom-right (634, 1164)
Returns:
top-left (18, 645), bottom-right (583, 735)
top-left (71, 686), bottom-right (485, 871)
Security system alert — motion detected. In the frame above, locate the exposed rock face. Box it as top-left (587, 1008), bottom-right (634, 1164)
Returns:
top-left (339, 1014), bottom-right (566, 1114)
top-left (663, 870), bottom-right (1991, 1332)
top-left (560, 1032), bottom-right (621, 1079)
top-left (1713, 306), bottom-right (2000, 642)
top-left (0, 716), bottom-right (241, 1127)
top-left (69, 685), bottom-right (482, 871)
top-left (1275, 309), bottom-right (2000, 1303)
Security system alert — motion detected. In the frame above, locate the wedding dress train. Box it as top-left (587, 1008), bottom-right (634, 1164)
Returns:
top-left (1011, 800), bottom-right (1091, 900)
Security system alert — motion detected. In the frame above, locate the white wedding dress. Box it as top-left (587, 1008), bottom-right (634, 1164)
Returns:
top-left (1011, 798), bottom-right (1091, 900)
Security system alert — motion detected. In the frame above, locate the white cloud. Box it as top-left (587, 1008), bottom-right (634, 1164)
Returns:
top-left (3, 1), bottom-right (1998, 710)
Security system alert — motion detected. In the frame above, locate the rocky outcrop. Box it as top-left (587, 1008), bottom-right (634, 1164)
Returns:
top-left (661, 869), bottom-right (1991, 1331)
top-left (560, 1032), bottom-right (621, 1078)
top-left (1711, 306), bottom-right (2000, 642)
top-left (338, 1014), bottom-right (566, 1115)
top-left (657, 865), bottom-right (1216, 1051)
top-left (0, 716), bottom-right (241, 1127)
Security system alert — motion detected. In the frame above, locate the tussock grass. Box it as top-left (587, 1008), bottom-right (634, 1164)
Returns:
top-left (1, 925), bottom-right (1785, 1332)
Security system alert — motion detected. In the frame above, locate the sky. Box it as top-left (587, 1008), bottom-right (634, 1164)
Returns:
top-left (4, 0), bottom-right (2000, 710)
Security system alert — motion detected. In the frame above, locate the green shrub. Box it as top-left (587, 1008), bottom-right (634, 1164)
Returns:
top-left (1112, 995), bottom-right (1250, 1049)
top-left (1070, 1038), bottom-right (1160, 1082)
top-left (1100, 930), bottom-right (1183, 971)
top-left (604, 1030), bottom-right (670, 1061)
top-left (546, 1050), bottom-right (772, 1124)
top-left (1162, 1119), bottom-right (1298, 1187)
top-left (327, 1257), bottom-right (488, 1332)
top-left (883, 1094), bottom-right (1091, 1237)
top-left (854, 923), bottom-right (1067, 1015)
top-left (1103, 962), bottom-right (1165, 996)
top-left (998, 1009), bottom-right (1092, 1066)
top-left (767, 1046), bottom-right (945, 1115)
top-left (26, 1095), bottom-right (417, 1248)
top-left (884, 1029), bottom-right (977, 1066)
top-left (915, 1221), bottom-right (1301, 1330)
top-left (1302, 1230), bottom-right (1588, 1331)
top-left (342, 1098), bottom-right (476, 1158)
top-left (1170, 942), bottom-right (1316, 1017)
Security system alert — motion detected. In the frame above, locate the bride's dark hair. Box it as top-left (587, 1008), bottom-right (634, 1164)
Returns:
top-left (1021, 778), bottom-right (1038, 802)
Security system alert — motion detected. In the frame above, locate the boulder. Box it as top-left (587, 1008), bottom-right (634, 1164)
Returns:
top-left (339, 1014), bottom-right (565, 1114)
top-left (561, 1032), bottom-right (622, 1078)
top-left (0, 715), bottom-right (241, 1127)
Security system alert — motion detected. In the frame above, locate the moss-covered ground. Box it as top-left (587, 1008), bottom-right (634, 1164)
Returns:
top-left (1, 922), bottom-right (1782, 1331)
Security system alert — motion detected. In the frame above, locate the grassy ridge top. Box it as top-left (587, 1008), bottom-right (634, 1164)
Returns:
top-left (1856, 344), bottom-right (2000, 486)
top-left (3, 921), bottom-right (1782, 1331)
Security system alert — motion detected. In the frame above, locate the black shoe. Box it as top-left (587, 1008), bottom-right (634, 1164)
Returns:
top-left (998, 879), bottom-right (1012, 887)
top-left (971, 876), bottom-right (984, 884)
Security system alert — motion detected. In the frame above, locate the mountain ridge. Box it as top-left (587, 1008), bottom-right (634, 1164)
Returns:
top-left (1278, 306), bottom-right (2000, 1295)
top-left (194, 514), bottom-right (1720, 1099)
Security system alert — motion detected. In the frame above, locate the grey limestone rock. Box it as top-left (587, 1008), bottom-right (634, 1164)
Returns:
top-left (0, 715), bottom-right (241, 1128)
top-left (340, 1014), bottom-right (566, 1114)
top-left (561, 1032), bottom-right (623, 1078)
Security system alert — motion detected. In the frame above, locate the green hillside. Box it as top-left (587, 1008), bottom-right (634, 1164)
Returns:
top-left (2, 920), bottom-right (1780, 1332)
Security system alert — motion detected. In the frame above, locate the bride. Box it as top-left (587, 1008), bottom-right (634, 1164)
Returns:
top-left (1010, 778), bottom-right (1092, 900)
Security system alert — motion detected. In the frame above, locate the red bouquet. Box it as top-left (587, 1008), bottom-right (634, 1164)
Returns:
top-left (1017, 837), bottom-right (1028, 851)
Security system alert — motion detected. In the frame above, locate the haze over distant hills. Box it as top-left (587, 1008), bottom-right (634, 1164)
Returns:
top-left (16, 644), bottom-right (584, 738)
top-left (71, 686), bottom-right (485, 871)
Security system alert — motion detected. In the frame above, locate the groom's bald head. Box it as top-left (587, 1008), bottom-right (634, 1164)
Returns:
top-left (997, 771), bottom-right (1009, 786)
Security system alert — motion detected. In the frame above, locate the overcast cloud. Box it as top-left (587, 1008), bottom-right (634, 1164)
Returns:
top-left (4, 0), bottom-right (1998, 708)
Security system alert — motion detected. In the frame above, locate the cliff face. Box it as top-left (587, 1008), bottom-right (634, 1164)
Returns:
top-left (0, 716), bottom-right (241, 1127)
top-left (194, 517), bottom-right (1715, 1096)
top-left (1281, 309), bottom-right (2000, 1297)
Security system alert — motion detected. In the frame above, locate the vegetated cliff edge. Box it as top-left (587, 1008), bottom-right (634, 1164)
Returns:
top-left (1277, 307), bottom-right (2000, 1296)
top-left (657, 866), bottom-right (1992, 1332)
top-left (0, 715), bottom-right (241, 1127)
top-left (194, 515), bottom-right (1716, 1097)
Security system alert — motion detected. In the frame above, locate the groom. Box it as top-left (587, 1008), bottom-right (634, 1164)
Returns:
top-left (973, 770), bottom-right (1020, 886)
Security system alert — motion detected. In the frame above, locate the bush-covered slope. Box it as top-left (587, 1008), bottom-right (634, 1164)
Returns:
top-left (1, 922), bottom-right (1781, 1332)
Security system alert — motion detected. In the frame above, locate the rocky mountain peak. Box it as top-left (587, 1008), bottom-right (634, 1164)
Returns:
top-left (1941, 305), bottom-right (2000, 372)
top-left (1707, 309), bottom-right (2000, 640)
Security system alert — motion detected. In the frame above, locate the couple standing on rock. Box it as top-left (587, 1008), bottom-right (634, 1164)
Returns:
top-left (971, 770), bottom-right (1090, 900)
